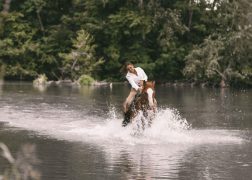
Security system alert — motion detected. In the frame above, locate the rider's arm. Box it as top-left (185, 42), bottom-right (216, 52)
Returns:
top-left (138, 67), bottom-right (148, 81)
top-left (126, 76), bottom-right (139, 91)
top-left (139, 80), bottom-right (144, 87)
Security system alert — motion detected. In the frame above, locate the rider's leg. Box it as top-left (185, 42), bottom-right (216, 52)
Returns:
top-left (123, 88), bottom-right (137, 113)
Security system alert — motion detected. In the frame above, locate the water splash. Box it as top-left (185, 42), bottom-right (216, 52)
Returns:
top-left (0, 105), bottom-right (244, 145)
top-left (83, 107), bottom-right (243, 145)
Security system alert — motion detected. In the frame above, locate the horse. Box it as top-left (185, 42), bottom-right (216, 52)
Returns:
top-left (122, 81), bottom-right (157, 128)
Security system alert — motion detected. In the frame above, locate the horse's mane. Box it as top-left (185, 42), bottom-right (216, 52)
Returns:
top-left (143, 81), bottom-right (155, 92)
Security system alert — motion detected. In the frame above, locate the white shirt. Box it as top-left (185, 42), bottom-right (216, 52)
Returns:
top-left (126, 67), bottom-right (148, 90)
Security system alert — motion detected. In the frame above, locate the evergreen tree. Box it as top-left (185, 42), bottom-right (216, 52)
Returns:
top-left (60, 29), bottom-right (104, 80)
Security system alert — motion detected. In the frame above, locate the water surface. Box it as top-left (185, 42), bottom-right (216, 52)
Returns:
top-left (0, 82), bottom-right (251, 179)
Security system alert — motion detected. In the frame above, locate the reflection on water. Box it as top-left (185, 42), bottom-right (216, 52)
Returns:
top-left (0, 79), bottom-right (3, 96)
top-left (0, 82), bottom-right (252, 180)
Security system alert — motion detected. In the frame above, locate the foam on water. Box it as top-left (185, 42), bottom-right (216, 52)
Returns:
top-left (0, 105), bottom-right (244, 145)
top-left (85, 107), bottom-right (243, 145)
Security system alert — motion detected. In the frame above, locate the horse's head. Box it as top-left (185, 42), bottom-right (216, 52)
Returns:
top-left (142, 81), bottom-right (156, 109)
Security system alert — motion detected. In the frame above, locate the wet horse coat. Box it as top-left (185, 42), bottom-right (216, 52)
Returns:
top-left (122, 81), bottom-right (157, 127)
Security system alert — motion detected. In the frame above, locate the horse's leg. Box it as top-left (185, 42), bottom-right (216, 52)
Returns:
top-left (122, 102), bottom-right (138, 127)
top-left (141, 116), bottom-right (146, 130)
top-left (153, 98), bottom-right (157, 112)
top-left (143, 109), bottom-right (148, 117)
top-left (141, 109), bottom-right (148, 130)
top-left (148, 114), bottom-right (154, 127)
top-left (122, 109), bottom-right (132, 127)
top-left (145, 98), bottom-right (157, 127)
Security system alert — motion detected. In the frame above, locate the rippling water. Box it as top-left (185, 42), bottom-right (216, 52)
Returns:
top-left (0, 82), bottom-right (251, 179)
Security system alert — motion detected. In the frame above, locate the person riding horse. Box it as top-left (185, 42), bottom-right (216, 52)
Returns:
top-left (122, 62), bottom-right (156, 127)
top-left (122, 62), bottom-right (147, 113)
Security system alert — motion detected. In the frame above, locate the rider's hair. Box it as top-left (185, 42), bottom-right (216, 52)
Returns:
top-left (120, 61), bottom-right (134, 75)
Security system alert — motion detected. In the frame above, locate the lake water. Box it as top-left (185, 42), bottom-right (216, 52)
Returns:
top-left (0, 82), bottom-right (251, 180)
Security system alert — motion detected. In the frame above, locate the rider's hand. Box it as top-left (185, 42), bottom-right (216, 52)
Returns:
top-left (138, 86), bottom-right (143, 93)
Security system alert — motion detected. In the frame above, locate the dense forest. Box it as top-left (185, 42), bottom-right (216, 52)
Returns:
top-left (0, 0), bottom-right (251, 87)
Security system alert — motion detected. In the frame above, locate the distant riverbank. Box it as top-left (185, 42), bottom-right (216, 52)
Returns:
top-left (2, 79), bottom-right (251, 89)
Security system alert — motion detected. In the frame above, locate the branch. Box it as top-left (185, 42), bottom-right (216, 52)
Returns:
top-left (0, 143), bottom-right (15, 164)
top-left (214, 68), bottom-right (226, 80)
top-left (36, 10), bottom-right (45, 36)
top-left (0, 0), bottom-right (12, 33)
top-left (2, 0), bottom-right (11, 14)
top-left (188, 0), bottom-right (194, 30)
top-left (71, 58), bottom-right (78, 71)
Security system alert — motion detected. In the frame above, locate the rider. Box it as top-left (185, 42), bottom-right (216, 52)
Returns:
top-left (122, 62), bottom-right (148, 113)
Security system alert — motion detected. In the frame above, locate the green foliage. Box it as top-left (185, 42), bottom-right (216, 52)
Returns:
top-left (155, 43), bottom-right (187, 81)
top-left (183, 0), bottom-right (252, 86)
top-left (78, 74), bottom-right (95, 86)
top-left (60, 29), bottom-right (104, 80)
top-left (0, 0), bottom-right (251, 87)
top-left (33, 74), bottom-right (47, 86)
top-left (0, 12), bottom-right (38, 80)
top-left (184, 35), bottom-right (223, 82)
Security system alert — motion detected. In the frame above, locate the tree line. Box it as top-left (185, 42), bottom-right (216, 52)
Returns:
top-left (0, 0), bottom-right (251, 87)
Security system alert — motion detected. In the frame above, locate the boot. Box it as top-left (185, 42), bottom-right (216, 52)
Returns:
top-left (122, 111), bottom-right (130, 127)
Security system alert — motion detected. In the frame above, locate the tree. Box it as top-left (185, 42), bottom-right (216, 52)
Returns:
top-left (0, 12), bottom-right (38, 80)
top-left (0, 0), bottom-right (11, 78)
top-left (60, 29), bottom-right (104, 80)
top-left (0, 0), bottom-right (250, 86)
top-left (183, 0), bottom-right (252, 87)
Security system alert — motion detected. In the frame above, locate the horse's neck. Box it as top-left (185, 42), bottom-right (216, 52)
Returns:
top-left (138, 94), bottom-right (149, 107)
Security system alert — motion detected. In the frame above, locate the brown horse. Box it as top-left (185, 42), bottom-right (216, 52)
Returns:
top-left (122, 81), bottom-right (157, 127)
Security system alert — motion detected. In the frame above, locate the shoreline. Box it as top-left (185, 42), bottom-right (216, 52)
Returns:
top-left (1, 79), bottom-right (251, 89)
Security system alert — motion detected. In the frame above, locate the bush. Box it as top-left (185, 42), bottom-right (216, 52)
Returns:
top-left (78, 74), bottom-right (95, 86)
top-left (33, 74), bottom-right (48, 86)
